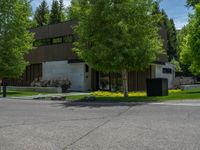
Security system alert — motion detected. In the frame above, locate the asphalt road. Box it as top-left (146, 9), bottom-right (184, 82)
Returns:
top-left (0, 99), bottom-right (200, 150)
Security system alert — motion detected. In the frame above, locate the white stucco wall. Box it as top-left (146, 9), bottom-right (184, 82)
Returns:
top-left (153, 63), bottom-right (175, 89)
top-left (43, 61), bottom-right (69, 80)
top-left (42, 61), bottom-right (91, 91)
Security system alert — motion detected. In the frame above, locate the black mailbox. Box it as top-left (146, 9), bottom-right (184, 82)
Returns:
top-left (146, 78), bottom-right (168, 96)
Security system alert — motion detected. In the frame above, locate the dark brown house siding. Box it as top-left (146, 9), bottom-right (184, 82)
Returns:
top-left (8, 64), bottom-right (42, 86)
top-left (30, 20), bottom-right (77, 40)
top-left (128, 67), bottom-right (152, 91)
top-left (91, 67), bottom-right (152, 92)
top-left (26, 43), bottom-right (77, 64)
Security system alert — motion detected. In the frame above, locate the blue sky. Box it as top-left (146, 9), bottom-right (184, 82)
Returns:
top-left (31, 0), bottom-right (193, 29)
top-left (160, 0), bottom-right (193, 29)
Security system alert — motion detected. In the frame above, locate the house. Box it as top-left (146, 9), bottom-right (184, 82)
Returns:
top-left (9, 20), bottom-right (175, 91)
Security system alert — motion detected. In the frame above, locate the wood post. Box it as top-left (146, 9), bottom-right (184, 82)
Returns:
top-left (122, 70), bottom-right (128, 97)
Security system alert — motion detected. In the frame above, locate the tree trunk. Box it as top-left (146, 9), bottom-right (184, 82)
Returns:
top-left (122, 70), bottom-right (128, 97)
top-left (0, 78), bottom-right (2, 94)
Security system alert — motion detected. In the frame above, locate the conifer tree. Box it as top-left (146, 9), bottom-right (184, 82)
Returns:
top-left (49, 0), bottom-right (61, 24)
top-left (34, 0), bottom-right (49, 26)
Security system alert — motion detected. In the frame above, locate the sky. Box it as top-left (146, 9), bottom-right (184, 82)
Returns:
top-left (31, 0), bottom-right (193, 29)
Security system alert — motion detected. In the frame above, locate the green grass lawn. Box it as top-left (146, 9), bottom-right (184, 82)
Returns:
top-left (0, 91), bottom-right (48, 97)
top-left (66, 89), bottom-right (200, 103)
top-left (2, 89), bottom-right (200, 102)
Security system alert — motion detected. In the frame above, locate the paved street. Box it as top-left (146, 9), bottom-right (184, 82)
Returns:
top-left (1, 99), bottom-right (200, 150)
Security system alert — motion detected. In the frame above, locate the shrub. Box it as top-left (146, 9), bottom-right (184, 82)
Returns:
top-left (91, 90), bottom-right (182, 97)
top-left (31, 78), bottom-right (71, 93)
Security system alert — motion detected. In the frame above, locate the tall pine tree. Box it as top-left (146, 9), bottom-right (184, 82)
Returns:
top-left (50, 0), bottom-right (61, 24)
top-left (59, 0), bottom-right (66, 21)
top-left (34, 0), bottom-right (49, 26)
top-left (167, 19), bottom-right (178, 60)
top-left (161, 10), bottom-right (178, 61)
top-left (49, 0), bottom-right (65, 24)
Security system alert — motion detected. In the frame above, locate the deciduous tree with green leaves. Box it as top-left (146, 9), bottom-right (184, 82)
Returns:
top-left (167, 19), bottom-right (178, 60)
top-left (34, 0), bottom-right (49, 26)
top-left (187, 0), bottom-right (200, 8)
top-left (181, 4), bottom-right (200, 75)
top-left (69, 0), bottom-right (163, 97)
top-left (0, 0), bottom-right (34, 80)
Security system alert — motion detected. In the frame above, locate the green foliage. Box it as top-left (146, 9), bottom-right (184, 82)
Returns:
top-left (34, 0), bottom-right (49, 26)
top-left (187, 0), bottom-right (200, 8)
top-left (0, 0), bottom-right (34, 78)
top-left (161, 10), bottom-right (178, 61)
top-left (69, 0), bottom-right (163, 73)
top-left (177, 26), bottom-right (191, 74)
top-left (59, 0), bottom-right (66, 21)
top-left (167, 19), bottom-right (178, 60)
top-left (177, 25), bottom-right (189, 54)
top-left (180, 4), bottom-right (200, 75)
top-left (49, 0), bottom-right (61, 24)
top-left (170, 58), bottom-right (182, 72)
top-left (49, 0), bottom-right (66, 24)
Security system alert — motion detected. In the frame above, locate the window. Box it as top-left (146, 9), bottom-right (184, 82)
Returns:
top-left (33, 34), bottom-right (75, 47)
top-left (63, 35), bottom-right (74, 43)
top-left (52, 37), bottom-right (63, 44)
top-left (85, 64), bottom-right (89, 73)
top-left (33, 39), bottom-right (51, 47)
top-left (163, 68), bottom-right (172, 74)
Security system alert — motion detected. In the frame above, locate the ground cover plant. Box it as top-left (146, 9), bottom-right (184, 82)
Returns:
top-left (66, 89), bottom-right (200, 102)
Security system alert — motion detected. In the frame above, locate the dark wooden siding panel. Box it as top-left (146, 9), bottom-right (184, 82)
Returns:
top-left (8, 64), bottom-right (42, 86)
top-left (30, 20), bottom-right (77, 40)
top-left (26, 43), bottom-right (78, 64)
top-left (128, 67), bottom-right (151, 91)
top-left (137, 70), bottom-right (147, 91)
top-left (91, 69), bottom-right (99, 91)
top-left (128, 71), bottom-right (138, 91)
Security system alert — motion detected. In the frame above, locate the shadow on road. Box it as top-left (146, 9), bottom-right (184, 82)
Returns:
top-left (51, 101), bottom-right (150, 108)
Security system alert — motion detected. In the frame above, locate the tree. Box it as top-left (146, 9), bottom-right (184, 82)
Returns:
top-left (187, 0), bottom-right (200, 8)
top-left (33, 0), bottom-right (49, 26)
top-left (59, 0), bottom-right (66, 21)
top-left (50, 0), bottom-right (61, 24)
top-left (170, 58), bottom-right (182, 72)
top-left (180, 4), bottom-right (200, 75)
top-left (0, 0), bottom-right (34, 78)
top-left (152, 1), bottom-right (160, 15)
top-left (49, 0), bottom-right (66, 24)
top-left (160, 10), bottom-right (178, 61)
top-left (69, 0), bottom-right (163, 97)
top-left (167, 19), bottom-right (178, 60)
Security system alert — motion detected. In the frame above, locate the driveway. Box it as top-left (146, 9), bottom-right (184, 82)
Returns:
top-left (0, 99), bottom-right (200, 150)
